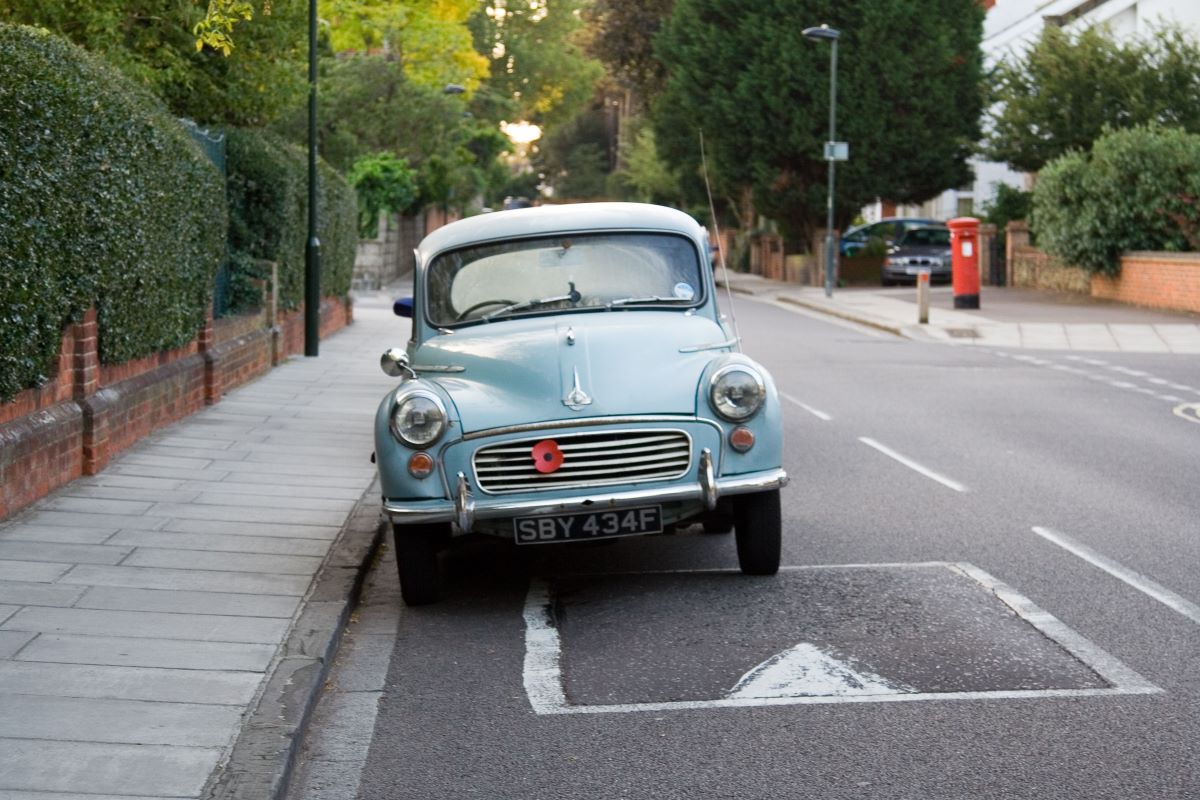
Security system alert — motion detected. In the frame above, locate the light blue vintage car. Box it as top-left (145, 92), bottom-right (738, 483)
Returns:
top-left (375, 203), bottom-right (788, 604)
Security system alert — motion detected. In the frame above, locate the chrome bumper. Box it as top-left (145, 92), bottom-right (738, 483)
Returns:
top-left (382, 449), bottom-right (788, 533)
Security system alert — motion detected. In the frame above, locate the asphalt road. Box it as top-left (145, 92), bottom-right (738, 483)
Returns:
top-left (288, 295), bottom-right (1200, 800)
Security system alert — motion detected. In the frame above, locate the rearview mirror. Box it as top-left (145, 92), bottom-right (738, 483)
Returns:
top-left (393, 297), bottom-right (413, 318)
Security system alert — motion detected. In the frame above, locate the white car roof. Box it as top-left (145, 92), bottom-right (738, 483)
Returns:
top-left (415, 203), bottom-right (706, 264)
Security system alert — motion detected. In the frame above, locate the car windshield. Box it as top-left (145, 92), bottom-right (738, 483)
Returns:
top-left (425, 232), bottom-right (704, 326)
top-left (900, 227), bottom-right (950, 247)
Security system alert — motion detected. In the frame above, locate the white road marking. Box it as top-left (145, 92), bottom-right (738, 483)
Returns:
top-left (781, 392), bottom-right (832, 421)
top-left (520, 563), bottom-right (1159, 715)
top-left (729, 643), bottom-right (912, 698)
top-left (858, 437), bottom-right (968, 492)
top-left (522, 580), bottom-right (568, 714)
top-left (1032, 526), bottom-right (1200, 625)
top-left (1173, 403), bottom-right (1200, 425)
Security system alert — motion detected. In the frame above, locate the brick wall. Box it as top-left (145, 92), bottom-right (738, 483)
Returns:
top-left (0, 297), bottom-right (351, 520)
top-left (1091, 252), bottom-right (1200, 314)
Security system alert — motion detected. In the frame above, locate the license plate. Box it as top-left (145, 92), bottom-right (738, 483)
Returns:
top-left (513, 506), bottom-right (663, 544)
top-left (905, 266), bottom-right (923, 275)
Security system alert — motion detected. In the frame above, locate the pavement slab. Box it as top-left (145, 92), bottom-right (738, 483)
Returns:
top-left (60, 564), bottom-right (312, 595)
top-left (18, 633), bottom-right (276, 671)
top-left (0, 739), bottom-right (221, 797)
top-left (75, 586), bottom-right (300, 618)
top-left (2, 606), bottom-right (290, 644)
top-left (106, 529), bottom-right (334, 557)
top-left (0, 660), bottom-right (261, 704)
top-left (0, 525), bottom-right (117, 544)
top-left (0, 693), bottom-right (243, 746)
top-left (0, 581), bottom-right (86, 607)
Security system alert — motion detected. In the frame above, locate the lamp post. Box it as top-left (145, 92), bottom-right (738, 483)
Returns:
top-left (304, 0), bottom-right (320, 356)
top-left (802, 24), bottom-right (842, 299)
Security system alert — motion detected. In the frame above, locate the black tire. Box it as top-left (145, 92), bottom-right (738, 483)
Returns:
top-left (393, 523), bottom-right (446, 606)
top-left (701, 498), bottom-right (735, 534)
top-left (733, 489), bottom-right (781, 575)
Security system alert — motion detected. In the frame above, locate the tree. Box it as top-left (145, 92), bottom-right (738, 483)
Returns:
top-left (320, 0), bottom-right (488, 91)
top-left (583, 0), bottom-right (675, 108)
top-left (470, 0), bottom-right (604, 127)
top-left (1, 0), bottom-right (304, 125)
top-left (537, 105), bottom-right (611, 198)
top-left (986, 25), bottom-right (1200, 174)
top-left (272, 54), bottom-right (509, 212)
top-left (653, 0), bottom-right (984, 245)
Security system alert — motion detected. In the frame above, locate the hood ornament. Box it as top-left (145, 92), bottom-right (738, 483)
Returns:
top-left (563, 367), bottom-right (592, 411)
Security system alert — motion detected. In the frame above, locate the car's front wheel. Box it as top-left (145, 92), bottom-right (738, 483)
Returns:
top-left (733, 489), bottom-right (781, 575)
top-left (393, 523), bottom-right (447, 606)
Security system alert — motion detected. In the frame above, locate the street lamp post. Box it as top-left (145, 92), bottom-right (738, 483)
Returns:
top-left (803, 24), bottom-right (843, 299)
top-left (304, 0), bottom-right (320, 357)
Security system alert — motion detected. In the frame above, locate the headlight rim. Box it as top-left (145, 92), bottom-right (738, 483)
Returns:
top-left (389, 388), bottom-right (449, 448)
top-left (709, 363), bottom-right (766, 422)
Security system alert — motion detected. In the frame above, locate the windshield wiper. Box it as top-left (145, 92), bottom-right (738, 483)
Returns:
top-left (481, 282), bottom-right (582, 321)
top-left (607, 295), bottom-right (690, 307)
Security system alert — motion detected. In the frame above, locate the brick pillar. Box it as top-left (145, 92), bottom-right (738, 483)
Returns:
top-left (73, 308), bottom-right (107, 475)
top-left (199, 307), bottom-right (220, 405)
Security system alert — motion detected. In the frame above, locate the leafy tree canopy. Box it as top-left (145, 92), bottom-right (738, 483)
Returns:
top-left (321, 0), bottom-right (488, 91)
top-left (1, 0), bottom-right (304, 126)
top-left (582, 0), bottom-right (675, 108)
top-left (986, 25), bottom-right (1200, 173)
top-left (470, 0), bottom-right (604, 127)
top-left (653, 0), bottom-right (984, 244)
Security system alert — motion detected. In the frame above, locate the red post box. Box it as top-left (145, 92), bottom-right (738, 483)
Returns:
top-left (947, 217), bottom-right (980, 309)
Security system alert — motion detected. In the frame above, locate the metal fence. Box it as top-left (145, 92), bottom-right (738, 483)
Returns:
top-left (180, 119), bottom-right (232, 317)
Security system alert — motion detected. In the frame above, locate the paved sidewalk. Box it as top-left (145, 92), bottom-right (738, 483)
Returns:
top-left (0, 294), bottom-right (400, 799)
top-left (719, 271), bottom-right (1200, 353)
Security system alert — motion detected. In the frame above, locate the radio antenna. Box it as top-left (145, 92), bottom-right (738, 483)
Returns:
top-left (699, 130), bottom-right (742, 350)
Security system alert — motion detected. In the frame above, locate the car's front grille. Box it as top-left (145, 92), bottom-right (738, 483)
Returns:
top-left (472, 429), bottom-right (692, 494)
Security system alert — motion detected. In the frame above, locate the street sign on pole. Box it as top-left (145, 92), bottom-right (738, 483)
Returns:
top-left (824, 141), bottom-right (849, 161)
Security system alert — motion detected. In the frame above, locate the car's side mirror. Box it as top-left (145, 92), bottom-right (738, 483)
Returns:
top-left (380, 348), bottom-right (414, 378)
top-left (393, 297), bottom-right (413, 318)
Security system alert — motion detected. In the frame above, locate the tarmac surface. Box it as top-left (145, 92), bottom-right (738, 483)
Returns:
top-left (1, 279), bottom-right (1198, 800)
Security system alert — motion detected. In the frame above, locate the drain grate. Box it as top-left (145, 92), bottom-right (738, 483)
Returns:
top-left (945, 328), bottom-right (980, 339)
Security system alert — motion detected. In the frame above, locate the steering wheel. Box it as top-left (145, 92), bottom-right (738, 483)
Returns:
top-left (455, 299), bottom-right (516, 321)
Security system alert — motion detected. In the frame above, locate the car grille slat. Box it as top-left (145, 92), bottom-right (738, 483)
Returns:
top-left (472, 429), bottom-right (692, 493)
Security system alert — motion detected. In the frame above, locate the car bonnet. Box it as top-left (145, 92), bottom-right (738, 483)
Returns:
top-left (413, 312), bottom-right (731, 433)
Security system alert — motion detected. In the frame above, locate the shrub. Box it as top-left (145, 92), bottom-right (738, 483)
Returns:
top-left (347, 153), bottom-right (420, 238)
top-left (0, 25), bottom-right (226, 401)
top-left (225, 127), bottom-right (357, 311)
top-left (1032, 125), bottom-right (1200, 275)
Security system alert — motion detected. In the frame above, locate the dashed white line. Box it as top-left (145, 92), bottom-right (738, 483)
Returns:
top-left (858, 437), bottom-right (967, 492)
top-left (1032, 526), bottom-right (1200, 625)
top-left (781, 393), bottom-right (832, 421)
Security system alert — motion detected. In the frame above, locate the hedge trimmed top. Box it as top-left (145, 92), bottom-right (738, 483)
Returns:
top-left (0, 24), bottom-right (225, 401)
top-left (0, 24), bottom-right (357, 403)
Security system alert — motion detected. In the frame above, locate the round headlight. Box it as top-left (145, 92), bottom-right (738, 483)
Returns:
top-left (390, 391), bottom-right (447, 448)
top-left (709, 365), bottom-right (765, 421)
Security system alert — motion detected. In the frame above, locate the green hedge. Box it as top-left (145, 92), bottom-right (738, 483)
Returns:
top-left (0, 25), bottom-right (226, 401)
top-left (225, 128), bottom-right (356, 313)
top-left (1032, 125), bottom-right (1200, 275)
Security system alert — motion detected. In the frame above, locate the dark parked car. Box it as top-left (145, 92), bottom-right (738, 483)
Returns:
top-left (880, 225), bottom-right (952, 286)
top-left (840, 217), bottom-right (940, 257)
